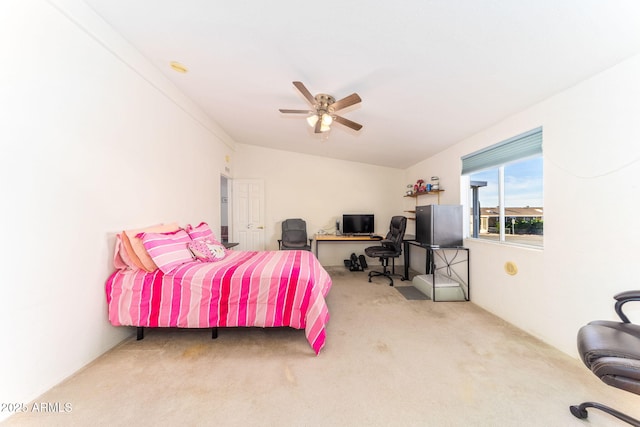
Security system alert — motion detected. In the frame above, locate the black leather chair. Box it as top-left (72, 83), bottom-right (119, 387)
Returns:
top-left (278, 218), bottom-right (312, 251)
top-left (570, 290), bottom-right (640, 426)
top-left (364, 216), bottom-right (407, 286)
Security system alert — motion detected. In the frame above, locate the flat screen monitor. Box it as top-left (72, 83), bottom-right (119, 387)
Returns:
top-left (342, 214), bottom-right (374, 235)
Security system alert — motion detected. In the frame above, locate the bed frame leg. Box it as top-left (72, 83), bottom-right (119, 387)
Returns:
top-left (212, 327), bottom-right (218, 339)
top-left (136, 327), bottom-right (144, 340)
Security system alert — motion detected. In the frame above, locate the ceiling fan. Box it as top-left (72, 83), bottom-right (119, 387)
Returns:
top-left (279, 81), bottom-right (363, 134)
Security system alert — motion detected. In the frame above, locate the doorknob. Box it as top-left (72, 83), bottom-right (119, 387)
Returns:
top-left (257, 226), bottom-right (264, 229)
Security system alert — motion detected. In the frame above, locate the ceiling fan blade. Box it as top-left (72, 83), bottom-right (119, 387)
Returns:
top-left (334, 115), bottom-right (363, 131)
top-left (279, 109), bottom-right (313, 114)
top-left (314, 118), bottom-right (322, 133)
top-left (331, 93), bottom-right (361, 112)
top-left (292, 81), bottom-right (316, 106)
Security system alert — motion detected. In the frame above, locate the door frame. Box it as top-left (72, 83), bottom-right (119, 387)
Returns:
top-left (220, 174), bottom-right (231, 243)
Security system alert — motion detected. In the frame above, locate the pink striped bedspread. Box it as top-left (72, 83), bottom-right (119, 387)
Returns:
top-left (106, 250), bottom-right (332, 354)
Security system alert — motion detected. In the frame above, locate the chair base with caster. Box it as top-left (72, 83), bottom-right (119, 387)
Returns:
top-left (570, 402), bottom-right (640, 426)
top-left (367, 257), bottom-right (403, 286)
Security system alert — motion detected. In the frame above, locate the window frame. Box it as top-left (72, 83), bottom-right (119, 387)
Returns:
top-left (461, 128), bottom-right (543, 248)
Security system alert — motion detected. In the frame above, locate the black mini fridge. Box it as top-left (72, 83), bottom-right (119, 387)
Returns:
top-left (415, 204), bottom-right (463, 247)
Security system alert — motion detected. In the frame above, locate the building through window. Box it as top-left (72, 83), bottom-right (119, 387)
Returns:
top-left (462, 128), bottom-right (543, 247)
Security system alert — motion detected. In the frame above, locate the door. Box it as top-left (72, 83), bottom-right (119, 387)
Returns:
top-left (232, 179), bottom-right (265, 251)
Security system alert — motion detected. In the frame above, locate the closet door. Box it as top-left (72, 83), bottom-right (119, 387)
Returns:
top-left (232, 179), bottom-right (265, 251)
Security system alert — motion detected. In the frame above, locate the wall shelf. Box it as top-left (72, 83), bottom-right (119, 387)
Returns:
top-left (404, 190), bottom-right (443, 219)
top-left (404, 209), bottom-right (416, 220)
top-left (404, 189), bottom-right (444, 198)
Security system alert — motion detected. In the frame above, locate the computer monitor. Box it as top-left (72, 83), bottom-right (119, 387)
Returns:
top-left (342, 214), bottom-right (374, 235)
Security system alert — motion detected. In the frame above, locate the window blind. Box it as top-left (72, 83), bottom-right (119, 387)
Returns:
top-left (461, 127), bottom-right (542, 175)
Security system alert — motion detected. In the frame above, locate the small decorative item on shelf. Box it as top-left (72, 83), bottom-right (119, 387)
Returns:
top-left (406, 184), bottom-right (414, 195)
top-left (431, 176), bottom-right (440, 191)
top-left (414, 179), bottom-right (426, 193)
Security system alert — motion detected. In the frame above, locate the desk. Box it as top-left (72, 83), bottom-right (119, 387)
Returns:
top-left (314, 234), bottom-right (383, 260)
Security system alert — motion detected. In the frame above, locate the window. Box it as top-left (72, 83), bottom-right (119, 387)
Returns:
top-left (462, 128), bottom-right (543, 247)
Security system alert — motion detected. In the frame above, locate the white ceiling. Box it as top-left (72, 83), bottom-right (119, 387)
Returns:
top-left (84, 0), bottom-right (640, 169)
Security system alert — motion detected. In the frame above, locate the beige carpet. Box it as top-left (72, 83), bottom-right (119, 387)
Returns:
top-left (4, 267), bottom-right (638, 426)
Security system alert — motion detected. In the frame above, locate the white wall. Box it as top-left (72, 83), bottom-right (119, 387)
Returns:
top-left (0, 1), bottom-right (234, 417)
top-left (405, 53), bottom-right (640, 357)
top-left (233, 144), bottom-right (404, 266)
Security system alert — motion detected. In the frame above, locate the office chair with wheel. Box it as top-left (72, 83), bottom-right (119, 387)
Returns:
top-left (364, 216), bottom-right (407, 286)
top-left (278, 218), bottom-right (313, 251)
top-left (570, 290), bottom-right (640, 426)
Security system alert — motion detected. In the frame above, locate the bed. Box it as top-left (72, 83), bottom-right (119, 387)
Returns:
top-left (106, 223), bottom-right (332, 355)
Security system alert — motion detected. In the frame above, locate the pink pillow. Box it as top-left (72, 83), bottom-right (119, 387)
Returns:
top-left (113, 233), bottom-right (136, 270)
top-left (121, 223), bottom-right (181, 272)
top-left (138, 229), bottom-right (196, 274)
top-left (186, 222), bottom-right (219, 243)
top-left (188, 240), bottom-right (227, 262)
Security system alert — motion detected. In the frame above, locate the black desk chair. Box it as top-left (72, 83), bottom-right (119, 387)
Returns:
top-left (278, 218), bottom-right (312, 251)
top-left (365, 216), bottom-right (407, 286)
top-left (570, 290), bottom-right (640, 426)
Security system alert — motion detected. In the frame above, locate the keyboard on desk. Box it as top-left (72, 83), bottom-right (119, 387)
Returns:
top-left (340, 233), bottom-right (383, 240)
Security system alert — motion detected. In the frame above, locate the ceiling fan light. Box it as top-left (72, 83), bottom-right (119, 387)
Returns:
top-left (306, 114), bottom-right (319, 127)
top-left (320, 123), bottom-right (331, 132)
top-left (321, 113), bottom-right (333, 126)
